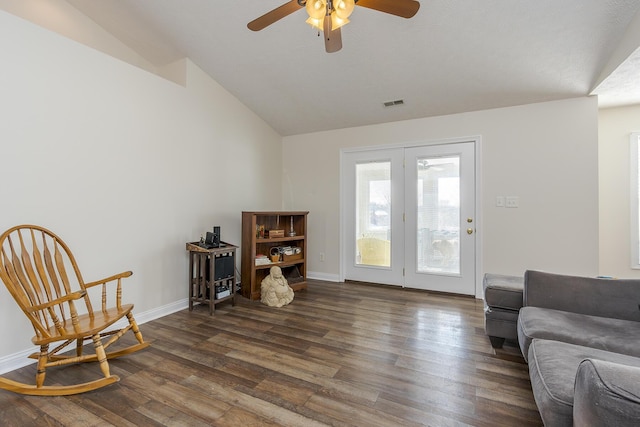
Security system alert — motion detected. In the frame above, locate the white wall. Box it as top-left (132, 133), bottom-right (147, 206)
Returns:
top-left (599, 104), bottom-right (640, 277)
top-left (0, 11), bottom-right (282, 366)
top-left (283, 97), bottom-right (600, 293)
top-left (0, 0), bottom-right (160, 76)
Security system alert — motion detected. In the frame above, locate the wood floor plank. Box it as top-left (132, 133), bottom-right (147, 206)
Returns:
top-left (68, 382), bottom-right (162, 427)
top-left (22, 395), bottom-right (107, 427)
top-left (0, 395), bottom-right (62, 426)
top-left (255, 376), bottom-right (318, 406)
top-left (125, 370), bottom-right (230, 424)
top-left (374, 395), bottom-right (476, 427)
top-left (183, 375), bottom-right (329, 427)
top-left (223, 348), bottom-right (381, 406)
top-left (0, 279), bottom-right (542, 426)
top-left (304, 393), bottom-right (425, 427)
top-left (213, 406), bottom-right (284, 427)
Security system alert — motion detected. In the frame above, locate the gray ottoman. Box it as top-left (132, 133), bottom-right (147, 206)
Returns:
top-left (483, 273), bottom-right (524, 348)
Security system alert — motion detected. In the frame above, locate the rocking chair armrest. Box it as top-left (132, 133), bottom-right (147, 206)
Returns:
top-left (84, 271), bottom-right (133, 288)
top-left (25, 290), bottom-right (88, 313)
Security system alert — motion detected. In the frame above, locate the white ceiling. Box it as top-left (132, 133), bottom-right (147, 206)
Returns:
top-left (59, 0), bottom-right (640, 136)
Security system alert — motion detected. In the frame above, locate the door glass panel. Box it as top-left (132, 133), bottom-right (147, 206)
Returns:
top-left (355, 161), bottom-right (391, 267)
top-left (416, 156), bottom-right (460, 274)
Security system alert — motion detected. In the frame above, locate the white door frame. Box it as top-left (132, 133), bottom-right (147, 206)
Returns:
top-left (339, 136), bottom-right (484, 298)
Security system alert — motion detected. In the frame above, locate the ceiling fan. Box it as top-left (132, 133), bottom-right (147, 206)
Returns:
top-left (247, 0), bottom-right (420, 53)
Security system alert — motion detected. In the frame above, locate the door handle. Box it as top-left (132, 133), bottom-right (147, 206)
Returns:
top-left (467, 228), bottom-right (474, 235)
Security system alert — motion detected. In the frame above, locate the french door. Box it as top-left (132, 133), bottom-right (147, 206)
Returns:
top-left (342, 148), bottom-right (405, 286)
top-left (342, 141), bottom-right (477, 295)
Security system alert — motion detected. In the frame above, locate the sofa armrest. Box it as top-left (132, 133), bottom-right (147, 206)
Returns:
top-left (524, 270), bottom-right (640, 321)
top-left (574, 359), bottom-right (640, 427)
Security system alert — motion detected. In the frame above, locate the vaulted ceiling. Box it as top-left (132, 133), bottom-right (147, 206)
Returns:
top-left (14, 1), bottom-right (640, 135)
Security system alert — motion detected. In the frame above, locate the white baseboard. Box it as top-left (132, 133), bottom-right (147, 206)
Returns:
top-left (307, 271), bottom-right (340, 282)
top-left (0, 298), bottom-right (189, 375)
top-left (134, 298), bottom-right (189, 325)
top-left (0, 348), bottom-right (34, 376)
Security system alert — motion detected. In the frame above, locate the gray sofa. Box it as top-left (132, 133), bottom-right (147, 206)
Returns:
top-left (483, 273), bottom-right (524, 348)
top-left (517, 270), bottom-right (640, 426)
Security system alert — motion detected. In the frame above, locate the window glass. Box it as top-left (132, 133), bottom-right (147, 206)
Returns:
top-left (355, 161), bottom-right (391, 267)
top-left (416, 156), bottom-right (461, 274)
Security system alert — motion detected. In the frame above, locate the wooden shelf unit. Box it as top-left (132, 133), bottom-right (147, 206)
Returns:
top-left (241, 211), bottom-right (308, 300)
top-left (186, 241), bottom-right (237, 314)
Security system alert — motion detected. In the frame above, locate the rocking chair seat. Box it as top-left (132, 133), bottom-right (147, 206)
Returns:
top-left (34, 304), bottom-right (134, 346)
top-left (0, 225), bottom-right (150, 396)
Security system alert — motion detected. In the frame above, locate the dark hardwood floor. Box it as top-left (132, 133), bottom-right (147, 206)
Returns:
top-left (0, 280), bottom-right (542, 426)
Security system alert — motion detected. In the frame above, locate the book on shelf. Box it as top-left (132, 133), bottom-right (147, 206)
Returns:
top-left (255, 254), bottom-right (271, 266)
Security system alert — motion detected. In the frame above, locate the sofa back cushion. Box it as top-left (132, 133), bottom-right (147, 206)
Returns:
top-left (524, 270), bottom-right (640, 321)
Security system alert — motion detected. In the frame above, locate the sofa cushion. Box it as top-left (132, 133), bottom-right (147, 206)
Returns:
top-left (528, 339), bottom-right (640, 427)
top-left (483, 273), bottom-right (523, 311)
top-left (574, 358), bottom-right (640, 426)
top-left (518, 306), bottom-right (640, 362)
top-left (524, 270), bottom-right (640, 321)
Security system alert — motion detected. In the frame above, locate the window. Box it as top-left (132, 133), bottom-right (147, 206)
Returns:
top-left (631, 133), bottom-right (640, 268)
top-left (355, 161), bottom-right (391, 267)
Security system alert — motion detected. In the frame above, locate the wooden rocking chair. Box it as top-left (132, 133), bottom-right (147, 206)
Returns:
top-left (0, 225), bottom-right (150, 396)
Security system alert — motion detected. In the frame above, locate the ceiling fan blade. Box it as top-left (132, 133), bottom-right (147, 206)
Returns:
top-left (324, 15), bottom-right (343, 53)
top-left (247, 0), bottom-right (303, 31)
top-left (355, 0), bottom-right (420, 18)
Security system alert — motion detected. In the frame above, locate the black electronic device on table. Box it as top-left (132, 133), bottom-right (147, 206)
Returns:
top-left (213, 226), bottom-right (221, 246)
top-left (201, 226), bottom-right (222, 249)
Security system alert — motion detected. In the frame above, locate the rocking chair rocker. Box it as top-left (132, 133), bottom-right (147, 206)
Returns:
top-left (0, 225), bottom-right (150, 396)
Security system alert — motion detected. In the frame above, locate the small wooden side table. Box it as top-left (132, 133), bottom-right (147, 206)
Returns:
top-left (186, 241), bottom-right (238, 314)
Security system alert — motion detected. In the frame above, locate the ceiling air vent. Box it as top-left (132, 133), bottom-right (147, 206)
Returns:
top-left (383, 99), bottom-right (404, 108)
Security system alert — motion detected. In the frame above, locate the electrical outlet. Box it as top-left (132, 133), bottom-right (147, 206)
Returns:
top-left (496, 196), bottom-right (505, 207)
top-left (506, 196), bottom-right (519, 208)
top-left (320, 252), bottom-right (325, 262)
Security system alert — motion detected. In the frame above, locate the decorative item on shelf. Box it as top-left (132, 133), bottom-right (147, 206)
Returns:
top-left (270, 247), bottom-right (281, 263)
top-left (260, 266), bottom-right (294, 308)
top-left (267, 215), bottom-right (285, 238)
top-left (288, 215), bottom-right (296, 237)
top-left (283, 246), bottom-right (302, 261)
top-left (266, 229), bottom-right (285, 238)
top-left (257, 225), bottom-right (265, 238)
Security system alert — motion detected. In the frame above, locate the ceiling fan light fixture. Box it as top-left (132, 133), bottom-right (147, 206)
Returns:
top-left (248, 0), bottom-right (421, 52)
top-left (305, 16), bottom-right (324, 30)
top-left (331, 13), bottom-right (349, 30)
top-left (306, 0), bottom-right (327, 20)
top-left (334, 0), bottom-right (355, 19)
